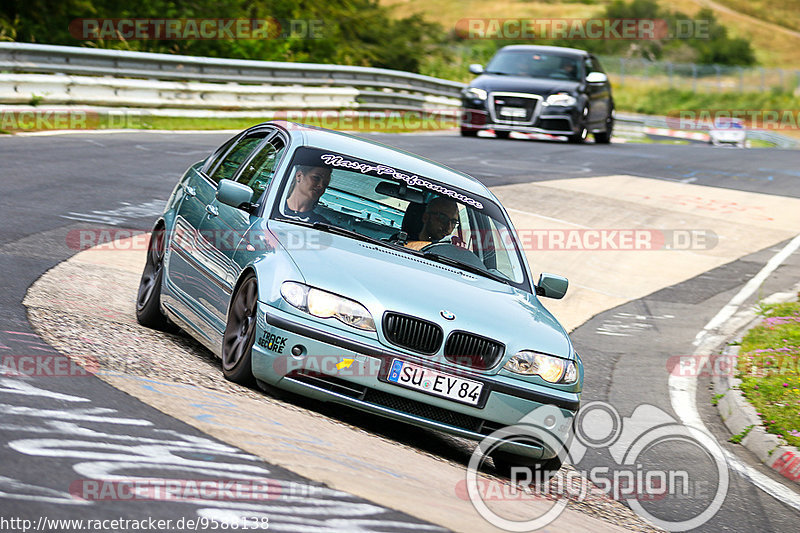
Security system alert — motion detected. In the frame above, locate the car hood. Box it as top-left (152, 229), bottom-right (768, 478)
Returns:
top-left (270, 222), bottom-right (572, 361)
top-left (469, 74), bottom-right (580, 96)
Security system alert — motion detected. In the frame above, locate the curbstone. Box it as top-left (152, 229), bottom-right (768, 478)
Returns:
top-left (712, 285), bottom-right (800, 485)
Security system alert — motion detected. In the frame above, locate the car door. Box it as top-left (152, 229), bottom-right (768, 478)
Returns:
top-left (163, 135), bottom-right (239, 329)
top-left (584, 55), bottom-right (610, 126)
top-left (195, 130), bottom-right (287, 331)
top-left (166, 129), bottom-right (270, 342)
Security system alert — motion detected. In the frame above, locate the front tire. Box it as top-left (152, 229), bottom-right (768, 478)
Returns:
top-left (492, 451), bottom-right (563, 483)
top-left (494, 130), bottom-right (510, 139)
top-left (136, 227), bottom-right (172, 331)
top-left (594, 111), bottom-right (614, 144)
top-left (222, 273), bottom-right (259, 385)
top-left (567, 106), bottom-right (589, 144)
top-left (460, 128), bottom-right (478, 137)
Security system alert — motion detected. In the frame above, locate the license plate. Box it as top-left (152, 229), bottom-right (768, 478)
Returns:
top-left (386, 359), bottom-right (483, 406)
top-left (499, 106), bottom-right (527, 118)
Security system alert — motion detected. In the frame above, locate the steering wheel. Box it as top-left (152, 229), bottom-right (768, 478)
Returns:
top-left (419, 242), bottom-right (485, 269)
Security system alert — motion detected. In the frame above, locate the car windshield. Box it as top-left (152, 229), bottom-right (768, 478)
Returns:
top-left (714, 118), bottom-right (744, 129)
top-left (486, 51), bottom-right (581, 81)
top-left (272, 146), bottom-right (529, 289)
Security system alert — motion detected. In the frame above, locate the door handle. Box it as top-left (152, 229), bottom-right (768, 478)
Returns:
top-left (184, 185), bottom-right (196, 197)
top-left (205, 204), bottom-right (219, 217)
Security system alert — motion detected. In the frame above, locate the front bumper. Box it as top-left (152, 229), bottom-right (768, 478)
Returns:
top-left (252, 304), bottom-right (579, 459)
top-left (461, 104), bottom-right (578, 136)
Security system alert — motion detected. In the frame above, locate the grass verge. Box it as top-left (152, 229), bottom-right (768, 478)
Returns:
top-left (736, 298), bottom-right (800, 448)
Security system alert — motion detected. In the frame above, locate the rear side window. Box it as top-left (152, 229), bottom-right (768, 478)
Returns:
top-left (208, 131), bottom-right (269, 184)
top-left (235, 137), bottom-right (286, 198)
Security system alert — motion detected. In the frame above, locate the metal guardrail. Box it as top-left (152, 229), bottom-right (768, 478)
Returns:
top-left (1, 42), bottom-right (797, 147)
top-left (0, 42), bottom-right (465, 102)
top-left (615, 113), bottom-right (799, 148)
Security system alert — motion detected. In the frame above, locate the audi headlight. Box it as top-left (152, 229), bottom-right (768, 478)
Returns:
top-left (544, 93), bottom-right (577, 107)
top-left (280, 281), bottom-right (375, 331)
top-left (464, 87), bottom-right (488, 101)
top-left (504, 350), bottom-right (577, 384)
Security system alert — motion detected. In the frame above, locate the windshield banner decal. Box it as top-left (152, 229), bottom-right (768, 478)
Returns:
top-left (319, 153), bottom-right (484, 210)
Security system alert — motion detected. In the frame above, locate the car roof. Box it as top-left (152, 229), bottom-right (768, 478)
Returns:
top-left (263, 121), bottom-right (494, 198)
top-left (497, 45), bottom-right (589, 57)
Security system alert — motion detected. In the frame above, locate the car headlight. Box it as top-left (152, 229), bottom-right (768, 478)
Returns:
top-left (544, 93), bottom-right (577, 107)
top-left (504, 350), bottom-right (578, 383)
top-left (464, 87), bottom-right (488, 101)
top-left (280, 281), bottom-right (376, 331)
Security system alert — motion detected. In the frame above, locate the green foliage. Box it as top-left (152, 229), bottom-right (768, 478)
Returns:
top-left (737, 300), bottom-right (800, 448)
top-left (2, 0), bottom-right (754, 71)
top-left (729, 424), bottom-right (754, 444)
top-left (0, 0), bottom-right (446, 72)
top-left (611, 84), bottom-right (800, 116)
top-left (448, 0), bottom-right (755, 67)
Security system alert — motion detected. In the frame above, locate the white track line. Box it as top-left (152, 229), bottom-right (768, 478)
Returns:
top-left (669, 234), bottom-right (800, 509)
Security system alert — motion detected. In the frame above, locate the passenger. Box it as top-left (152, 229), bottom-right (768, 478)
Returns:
top-left (405, 197), bottom-right (461, 250)
top-left (284, 165), bottom-right (332, 224)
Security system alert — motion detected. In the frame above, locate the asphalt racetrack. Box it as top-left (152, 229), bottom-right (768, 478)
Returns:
top-left (2, 129), bottom-right (800, 532)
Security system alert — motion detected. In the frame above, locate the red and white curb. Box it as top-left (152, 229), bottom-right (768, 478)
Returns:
top-left (714, 293), bottom-right (800, 485)
top-left (670, 234), bottom-right (800, 510)
top-left (643, 126), bottom-right (710, 142)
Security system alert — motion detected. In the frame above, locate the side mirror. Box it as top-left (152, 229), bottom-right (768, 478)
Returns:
top-left (469, 63), bottom-right (484, 75)
top-left (586, 72), bottom-right (608, 84)
top-left (217, 179), bottom-right (254, 210)
top-left (536, 273), bottom-right (568, 299)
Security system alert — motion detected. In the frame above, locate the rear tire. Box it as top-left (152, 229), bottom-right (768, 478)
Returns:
top-left (460, 128), bottom-right (478, 137)
top-left (494, 130), bottom-right (510, 139)
top-left (222, 273), bottom-right (258, 385)
top-left (136, 227), bottom-right (174, 331)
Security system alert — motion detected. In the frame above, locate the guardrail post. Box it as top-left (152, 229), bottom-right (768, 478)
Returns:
top-left (667, 62), bottom-right (673, 88)
top-left (715, 65), bottom-right (721, 91)
top-left (739, 67), bottom-right (744, 92)
top-left (760, 67), bottom-right (765, 92)
top-left (619, 57), bottom-right (625, 85)
top-left (691, 63), bottom-right (697, 92)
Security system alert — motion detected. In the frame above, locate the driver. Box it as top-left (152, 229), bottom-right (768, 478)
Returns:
top-left (405, 197), bottom-right (460, 251)
top-left (283, 165), bottom-right (332, 224)
top-left (558, 58), bottom-right (578, 80)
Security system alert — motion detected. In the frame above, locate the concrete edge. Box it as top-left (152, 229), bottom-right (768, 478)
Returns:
top-left (713, 287), bottom-right (800, 485)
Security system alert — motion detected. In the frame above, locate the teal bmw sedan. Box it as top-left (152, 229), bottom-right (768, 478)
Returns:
top-left (136, 121), bottom-right (582, 473)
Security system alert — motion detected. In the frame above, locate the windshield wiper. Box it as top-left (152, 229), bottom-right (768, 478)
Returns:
top-left (421, 251), bottom-right (511, 285)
